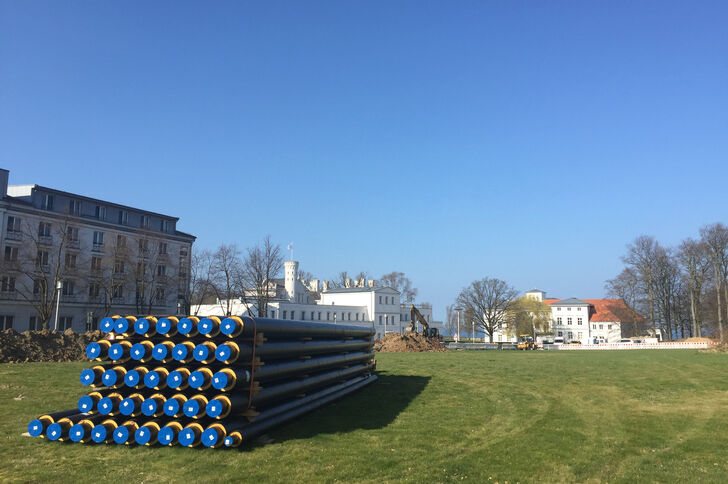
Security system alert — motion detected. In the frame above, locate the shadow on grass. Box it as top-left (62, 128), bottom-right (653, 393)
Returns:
top-left (243, 372), bottom-right (431, 449)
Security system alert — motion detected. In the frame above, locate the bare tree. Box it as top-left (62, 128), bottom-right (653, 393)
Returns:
top-left (456, 278), bottom-right (519, 343)
top-left (240, 236), bottom-right (283, 318)
top-left (210, 244), bottom-right (243, 316)
top-left (444, 304), bottom-right (457, 338)
top-left (605, 267), bottom-right (645, 336)
top-left (188, 248), bottom-right (216, 316)
top-left (700, 223), bottom-right (728, 343)
top-left (379, 271), bottom-right (417, 303)
top-left (677, 238), bottom-right (711, 337)
top-left (622, 236), bottom-right (659, 334)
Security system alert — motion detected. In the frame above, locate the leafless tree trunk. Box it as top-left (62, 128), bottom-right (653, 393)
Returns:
top-left (677, 238), bottom-right (710, 337)
top-left (189, 248), bottom-right (215, 316)
top-left (456, 278), bottom-right (518, 343)
top-left (210, 244), bottom-right (243, 316)
top-left (240, 236), bottom-right (283, 318)
top-left (700, 223), bottom-right (728, 343)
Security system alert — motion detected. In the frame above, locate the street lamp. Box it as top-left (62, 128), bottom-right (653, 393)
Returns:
top-left (53, 280), bottom-right (63, 331)
top-left (455, 307), bottom-right (462, 343)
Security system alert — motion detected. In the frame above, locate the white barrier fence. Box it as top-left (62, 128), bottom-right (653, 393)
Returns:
top-left (543, 342), bottom-right (718, 351)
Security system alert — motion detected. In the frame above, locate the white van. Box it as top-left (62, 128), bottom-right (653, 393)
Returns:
top-left (553, 337), bottom-right (565, 345)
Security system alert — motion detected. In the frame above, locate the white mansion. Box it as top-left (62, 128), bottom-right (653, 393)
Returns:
top-left (490, 289), bottom-right (644, 344)
top-left (0, 168), bottom-right (196, 332)
top-left (197, 260), bottom-right (440, 339)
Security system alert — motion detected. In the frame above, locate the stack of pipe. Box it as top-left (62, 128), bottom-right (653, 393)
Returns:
top-left (28, 315), bottom-right (377, 448)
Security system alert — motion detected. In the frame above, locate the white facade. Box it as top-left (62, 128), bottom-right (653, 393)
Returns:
top-left (197, 260), bottom-right (442, 338)
top-left (0, 168), bottom-right (195, 332)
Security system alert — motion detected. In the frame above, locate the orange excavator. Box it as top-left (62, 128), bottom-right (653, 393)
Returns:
top-left (407, 305), bottom-right (439, 339)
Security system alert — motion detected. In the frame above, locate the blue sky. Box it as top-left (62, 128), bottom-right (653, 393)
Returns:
top-left (1, 1), bottom-right (727, 321)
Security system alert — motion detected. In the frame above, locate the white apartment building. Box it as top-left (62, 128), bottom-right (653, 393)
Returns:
top-left (490, 289), bottom-right (642, 344)
top-left (198, 260), bottom-right (440, 338)
top-left (0, 168), bottom-right (196, 332)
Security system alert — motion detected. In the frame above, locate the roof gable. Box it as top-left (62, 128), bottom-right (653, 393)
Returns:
top-left (584, 299), bottom-right (646, 323)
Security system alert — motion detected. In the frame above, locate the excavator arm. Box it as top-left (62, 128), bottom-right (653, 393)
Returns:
top-left (409, 305), bottom-right (437, 338)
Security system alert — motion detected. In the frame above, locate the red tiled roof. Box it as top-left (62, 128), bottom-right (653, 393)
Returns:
top-left (583, 299), bottom-right (645, 323)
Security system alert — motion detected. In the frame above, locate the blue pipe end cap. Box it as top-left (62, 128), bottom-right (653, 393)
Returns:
top-left (177, 318), bottom-right (194, 335)
top-left (212, 371), bottom-right (228, 391)
top-left (178, 428), bottom-right (196, 447)
top-left (130, 343), bottom-right (146, 361)
top-left (69, 423), bottom-right (86, 442)
top-left (156, 318), bottom-right (172, 334)
top-left (172, 343), bottom-right (188, 361)
top-left (80, 368), bottom-right (96, 386)
top-left (97, 397), bottom-right (114, 415)
top-left (163, 399), bottom-right (180, 417)
top-left (133, 318), bottom-right (151, 335)
top-left (142, 399), bottom-right (158, 417)
top-left (220, 318), bottom-right (237, 335)
top-left (114, 317), bottom-right (130, 334)
top-left (202, 428), bottom-right (220, 447)
top-left (193, 344), bottom-right (209, 362)
top-left (99, 317), bottom-right (115, 333)
top-left (206, 399), bottom-right (224, 418)
top-left (85, 342), bottom-right (102, 360)
top-left (183, 399), bottom-right (200, 418)
top-left (108, 343), bottom-right (125, 361)
top-left (113, 425), bottom-right (131, 444)
top-left (144, 371), bottom-right (160, 389)
top-left (197, 318), bottom-right (214, 335)
top-left (124, 369), bottom-right (141, 388)
top-left (188, 371), bottom-right (204, 389)
top-left (91, 425), bottom-right (108, 443)
top-left (158, 426), bottom-right (176, 445)
top-left (47, 422), bottom-right (63, 441)
top-left (152, 343), bottom-right (168, 361)
top-left (223, 436), bottom-right (234, 447)
top-left (119, 398), bottom-right (136, 416)
top-left (135, 426), bottom-right (152, 445)
top-left (78, 395), bottom-right (95, 413)
top-left (28, 419), bottom-right (44, 437)
top-left (101, 369), bottom-right (119, 387)
top-left (167, 371), bottom-right (184, 389)
top-left (215, 344), bottom-right (232, 363)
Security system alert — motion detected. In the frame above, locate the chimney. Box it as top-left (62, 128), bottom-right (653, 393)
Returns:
top-left (357, 278), bottom-right (365, 288)
top-left (367, 279), bottom-right (375, 288)
top-left (345, 278), bottom-right (351, 288)
top-left (322, 280), bottom-right (329, 292)
top-left (0, 168), bottom-right (8, 197)
top-left (310, 279), bottom-right (319, 293)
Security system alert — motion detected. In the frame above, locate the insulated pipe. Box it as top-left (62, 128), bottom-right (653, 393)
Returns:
top-left (107, 340), bottom-right (133, 363)
top-left (113, 315), bottom-right (138, 336)
top-left (96, 392), bottom-right (124, 416)
top-left (171, 341), bottom-right (196, 363)
top-left (46, 413), bottom-right (91, 441)
top-left (143, 366), bottom-right (170, 390)
top-left (182, 394), bottom-right (209, 419)
top-left (79, 365), bottom-right (107, 387)
top-left (85, 340), bottom-right (112, 361)
top-left (101, 366), bottom-right (128, 388)
top-left (91, 419), bottom-right (118, 443)
top-left (151, 341), bottom-right (176, 363)
top-left (157, 421), bottom-right (184, 446)
top-left (77, 390), bottom-right (111, 413)
top-left (166, 367), bottom-right (191, 391)
top-left (192, 341), bottom-right (218, 364)
top-left (133, 316), bottom-right (158, 337)
top-left (211, 351), bottom-right (374, 392)
top-left (123, 366), bottom-right (150, 389)
top-left (162, 393), bottom-right (189, 418)
top-left (134, 419), bottom-right (170, 446)
top-left (187, 367), bottom-right (214, 391)
top-left (197, 316), bottom-right (222, 338)
top-left (214, 338), bottom-right (375, 365)
top-left (178, 422), bottom-right (205, 447)
top-left (141, 393), bottom-right (167, 417)
top-left (155, 316), bottom-right (179, 337)
top-left (222, 374), bottom-right (377, 447)
top-left (129, 340), bottom-right (155, 363)
top-left (28, 409), bottom-right (81, 438)
top-left (219, 316), bottom-right (244, 337)
top-left (113, 419), bottom-right (140, 445)
top-left (68, 414), bottom-right (106, 443)
top-left (231, 316), bottom-right (375, 339)
top-left (176, 316), bottom-right (200, 337)
top-left (118, 393), bottom-right (146, 417)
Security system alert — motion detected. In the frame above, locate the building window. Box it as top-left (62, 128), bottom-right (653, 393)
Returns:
top-left (557, 331), bottom-right (563, 337)
top-left (567, 317), bottom-right (572, 325)
top-left (114, 259), bottom-right (125, 274)
top-left (557, 307), bottom-right (561, 311)
top-left (311, 311), bottom-right (314, 320)
top-left (567, 307), bottom-right (571, 311)
top-left (599, 324), bottom-right (603, 330)
top-left (291, 311), bottom-right (295, 320)
top-left (59, 316), bottom-right (72, 331)
top-left (91, 256), bottom-right (102, 271)
top-left (7, 216), bottom-right (21, 232)
top-left (93, 231), bottom-right (104, 247)
top-left (161, 220), bottom-right (169, 232)
top-left (318, 312), bottom-right (321, 321)
top-left (141, 215), bottom-right (150, 228)
top-left (33, 279), bottom-right (46, 295)
top-left (283, 311), bottom-right (287, 319)
top-left (116, 234), bottom-right (126, 248)
top-left (69, 199), bottom-right (81, 215)
top-left (95, 205), bottom-right (106, 220)
top-left (36, 250), bottom-right (49, 268)
top-left (155, 287), bottom-right (165, 302)
top-left (4, 246), bottom-right (18, 262)
top-left (65, 253), bottom-right (77, 269)
top-left (593, 324), bottom-right (597, 330)
top-left (159, 243), bottom-right (167, 255)
top-left (118, 210), bottom-right (128, 225)
top-left (112, 283), bottom-right (123, 299)
top-left (326, 311), bottom-right (330, 320)
top-left (61, 280), bottom-right (75, 296)
top-left (0, 315), bottom-right (14, 330)
top-left (67, 226), bottom-right (79, 243)
top-left (180, 246), bottom-right (188, 257)
top-left (89, 283), bottom-right (100, 298)
top-left (1, 276), bottom-right (15, 292)
top-left (87, 316), bottom-right (99, 332)
top-left (379, 315), bottom-right (383, 325)
top-left (577, 318), bottom-right (582, 325)
top-left (38, 222), bottom-right (51, 237)
top-left (567, 332), bottom-right (573, 340)
top-left (608, 324), bottom-right (612, 330)
top-left (41, 194), bottom-right (54, 211)
top-left (139, 239), bottom-right (149, 253)
top-left (29, 316), bottom-right (38, 331)
top-left (157, 265), bottom-right (166, 276)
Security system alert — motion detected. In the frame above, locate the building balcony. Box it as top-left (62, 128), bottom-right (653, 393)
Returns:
top-left (0, 290), bottom-right (18, 300)
top-left (92, 243), bottom-right (104, 253)
top-left (67, 239), bottom-right (80, 249)
top-left (38, 235), bottom-right (53, 246)
top-left (5, 231), bottom-right (22, 241)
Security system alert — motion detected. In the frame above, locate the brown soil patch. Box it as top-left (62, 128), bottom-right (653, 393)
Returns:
top-left (0, 329), bottom-right (103, 363)
top-left (682, 337), bottom-right (715, 343)
top-left (374, 332), bottom-right (448, 353)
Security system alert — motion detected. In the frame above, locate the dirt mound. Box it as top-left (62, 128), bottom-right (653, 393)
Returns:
top-left (374, 332), bottom-right (448, 353)
top-left (682, 337), bottom-right (715, 343)
top-left (0, 329), bottom-right (104, 363)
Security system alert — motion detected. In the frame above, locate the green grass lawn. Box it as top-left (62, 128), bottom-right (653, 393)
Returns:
top-left (2, 350), bottom-right (728, 483)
